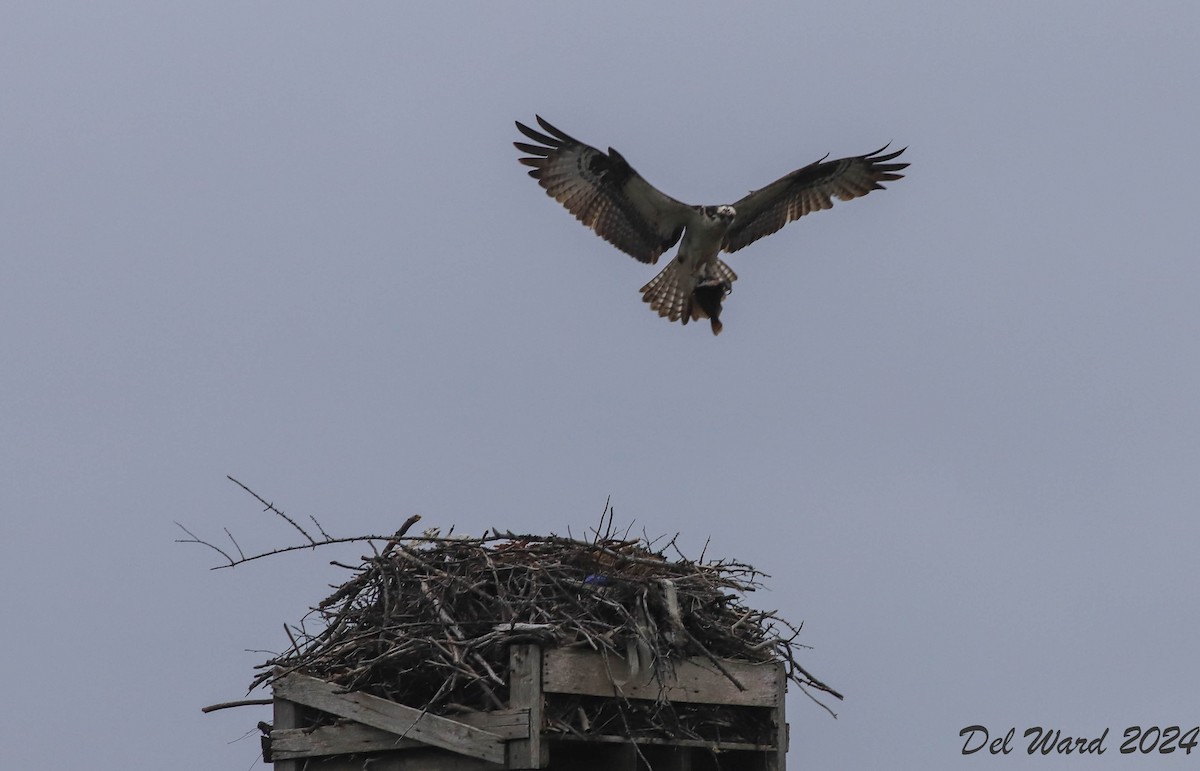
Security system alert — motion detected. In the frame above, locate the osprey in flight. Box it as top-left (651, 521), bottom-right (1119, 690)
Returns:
top-left (515, 116), bottom-right (907, 334)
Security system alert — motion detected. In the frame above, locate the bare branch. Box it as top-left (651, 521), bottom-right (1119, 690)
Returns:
top-left (227, 475), bottom-right (316, 544)
top-left (175, 522), bottom-right (235, 565)
top-left (309, 515), bottom-right (332, 541)
top-left (224, 527), bottom-right (245, 561)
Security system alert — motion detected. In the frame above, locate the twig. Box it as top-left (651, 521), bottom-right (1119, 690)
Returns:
top-left (175, 522), bottom-right (234, 565)
top-left (227, 475), bottom-right (316, 544)
top-left (200, 698), bottom-right (273, 713)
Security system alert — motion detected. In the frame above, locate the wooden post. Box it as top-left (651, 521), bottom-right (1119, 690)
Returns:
top-left (767, 662), bottom-right (787, 771)
top-left (271, 697), bottom-right (300, 771)
top-left (507, 644), bottom-right (547, 769)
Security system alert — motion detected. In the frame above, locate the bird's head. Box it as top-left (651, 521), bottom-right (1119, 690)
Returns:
top-left (704, 204), bottom-right (737, 222)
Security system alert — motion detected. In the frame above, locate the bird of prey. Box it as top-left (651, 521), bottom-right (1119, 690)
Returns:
top-left (514, 116), bottom-right (907, 334)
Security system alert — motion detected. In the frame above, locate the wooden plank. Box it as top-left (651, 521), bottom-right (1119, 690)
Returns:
top-left (289, 749), bottom-right (499, 771)
top-left (506, 643), bottom-right (547, 769)
top-left (271, 723), bottom-right (423, 759)
top-left (464, 708), bottom-right (535, 736)
top-left (550, 734), bottom-right (775, 752)
top-left (273, 673), bottom-right (506, 765)
top-left (271, 710), bottom-right (530, 760)
top-left (542, 649), bottom-right (781, 707)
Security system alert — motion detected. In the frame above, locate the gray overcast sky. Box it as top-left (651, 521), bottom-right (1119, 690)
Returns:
top-left (4, 2), bottom-right (1200, 769)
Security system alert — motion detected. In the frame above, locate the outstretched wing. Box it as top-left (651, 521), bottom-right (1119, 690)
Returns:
top-left (515, 116), bottom-right (693, 264)
top-left (722, 145), bottom-right (908, 253)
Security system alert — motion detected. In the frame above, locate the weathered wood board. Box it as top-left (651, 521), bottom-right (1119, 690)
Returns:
top-left (273, 672), bottom-right (507, 764)
top-left (271, 709), bottom-right (530, 760)
top-left (541, 648), bottom-right (781, 708)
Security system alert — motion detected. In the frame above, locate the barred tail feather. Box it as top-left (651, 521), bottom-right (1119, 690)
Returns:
top-left (639, 258), bottom-right (737, 335)
top-left (640, 261), bottom-right (691, 324)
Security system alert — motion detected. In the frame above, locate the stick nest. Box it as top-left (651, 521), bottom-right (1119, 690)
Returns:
top-left (254, 527), bottom-right (840, 737)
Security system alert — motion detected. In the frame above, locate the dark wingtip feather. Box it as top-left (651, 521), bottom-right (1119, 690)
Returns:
top-left (867, 144), bottom-right (908, 164)
top-left (513, 141), bottom-right (551, 156)
top-left (866, 145), bottom-right (908, 184)
top-left (535, 115), bottom-right (574, 142)
top-left (515, 120), bottom-right (560, 148)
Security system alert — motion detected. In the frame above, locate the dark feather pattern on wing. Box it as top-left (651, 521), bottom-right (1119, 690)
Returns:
top-left (722, 145), bottom-right (908, 253)
top-left (515, 116), bottom-right (690, 264)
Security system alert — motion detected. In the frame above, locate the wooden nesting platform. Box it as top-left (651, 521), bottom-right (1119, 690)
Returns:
top-left (265, 643), bottom-right (787, 770)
